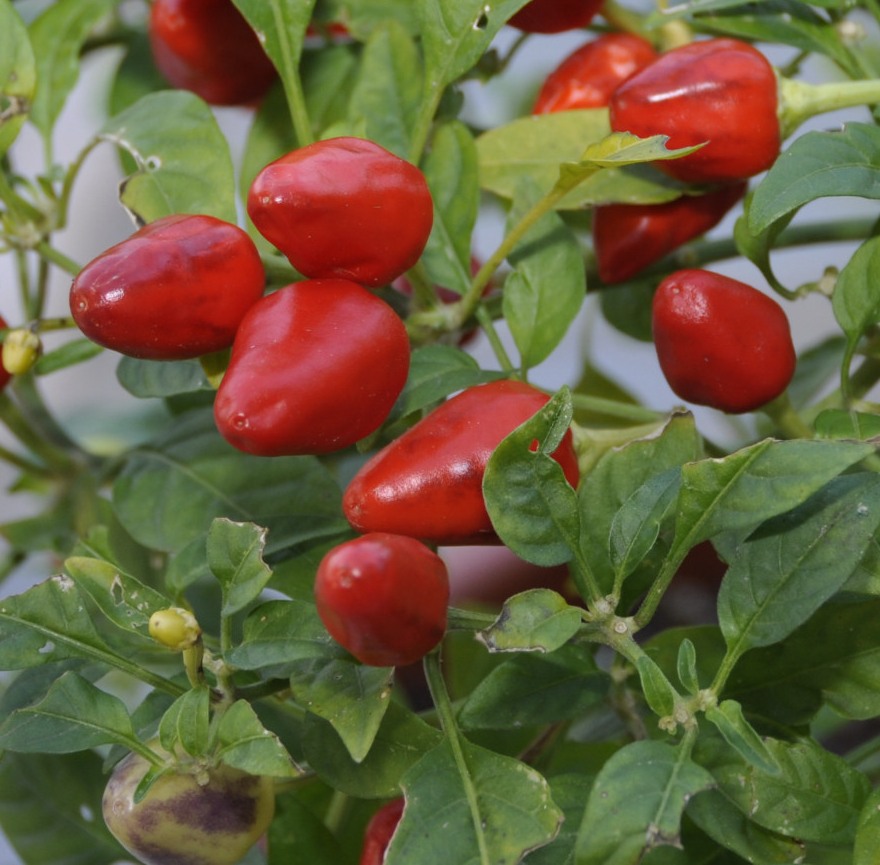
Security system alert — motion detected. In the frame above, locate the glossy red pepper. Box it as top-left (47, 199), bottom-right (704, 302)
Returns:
top-left (609, 38), bottom-right (779, 184)
top-left (70, 214), bottom-right (265, 361)
top-left (343, 380), bottom-right (580, 545)
top-left (592, 181), bottom-right (746, 284)
top-left (652, 269), bottom-right (796, 413)
top-left (248, 137), bottom-right (434, 288)
top-left (214, 278), bottom-right (410, 456)
top-left (508, 0), bottom-right (604, 34)
top-left (533, 32), bottom-right (657, 114)
top-left (315, 534), bottom-right (449, 667)
top-left (148, 0), bottom-right (277, 106)
top-left (359, 798), bottom-right (405, 865)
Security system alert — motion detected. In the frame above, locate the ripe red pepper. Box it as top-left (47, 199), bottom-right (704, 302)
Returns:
top-left (70, 214), bottom-right (265, 361)
top-left (343, 380), bottom-right (580, 545)
top-left (652, 269), bottom-right (796, 413)
top-left (609, 38), bottom-right (779, 184)
top-left (148, 0), bottom-right (277, 106)
top-left (214, 278), bottom-right (410, 456)
top-left (359, 798), bottom-right (405, 865)
top-left (533, 32), bottom-right (657, 114)
top-left (508, 0), bottom-right (604, 34)
top-left (248, 137), bottom-right (434, 288)
top-left (0, 317), bottom-right (13, 391)
top-left (315, 534), bottom-right (449, 667)
top-left (592, 181), bottom-right (746, 284)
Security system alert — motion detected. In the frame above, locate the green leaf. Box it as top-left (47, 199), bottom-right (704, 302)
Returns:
top-left (158, 686), bottom-right (211, 759)
top-left (672, 437), bottom-right (876, 558)
top-left (288, 657), bottom-right (394, 763)
top-left (0, 671), bottom-right (136, 753)
top-left (414, 0), bottom-right (530, 91)
top-left (0, 0), bottom-right (35, 155)
top-left (225, 599), bottom-right (342, 674)
top-left (98, 91), bottom-right (237, 224)
top-left (686, 787), bottom-right (808, 865)
top-left (727, 597), bottom-right (880, 725)
top-left (816, 408), bottom-right (880, 441)
top-left (347, 18), bottom-right (422, 157)
top-left (832, 235), bottom-right (880, 365)
top-left (64, 555), bottom-right (171, 643)
top-left (268, 790), bottom-right (345, 865)
top-left (420, 120), bottom-right (480, 295)
top-left (458, 644), bottom-right (607, 731)
top-left (483, 388), bottom-right (580, 566)
top-left (386, 738), bottom-right (562, 865)
top-left (717, 473), bottom-right (880, 662)
top-left (676, 639), bottom-right (700, 696)
top-left (699, 733), bottom-right (870, 845)
top-left (112, 408), bottom-right (342, 554)
top-left (33, 338), bottom-right (103, 376)
top-left (116, 356), bottom-right (213, 398)
top-left (0, 750), bottom-right (126, 865)
top-left (389, 344), bottom-right (505, 425)
top-left (207, 518), bottom-right (273, 617)
top-left (476, 110), bottom-right (685, 208)
top-left (216, 699), bottom-right (301, 779)
top-left (855, 786), bottom-right (880, 865)
top-left (749, 123), bottom-right (880, 234)
top-left (477, 589), bottom-right (583, 653)
top-left (575, 739), bottom-right (714, 865)
top-left (230, 0), bottom-right (314, 114)
top-left (704, 699), bottom-right (778, 775)
top-left (610, 467), bottom-right (681, 584)
top-left (301, 700), bottom-right (443, 799)
top-left (27, 0), bottom-right (113, 141)
top-left (634, 654), bottom-right (678, 720)
top-left (504, 185), bottom-right (586, 371)
top-left (578, 411), bottom-right (702, 597)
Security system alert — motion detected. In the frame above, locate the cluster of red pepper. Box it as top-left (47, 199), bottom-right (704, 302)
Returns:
top-left (57, 1), bottom-right (810, 863)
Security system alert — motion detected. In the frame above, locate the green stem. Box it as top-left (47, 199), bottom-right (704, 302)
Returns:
top-left (0, 169), bottom-right (44, 224)
top-left (446, 606), bottom-right (498, 631)
top-left (569, 394), bottom-right (666, 424)
top-left (760, 392), bottom-right (815, 440)
top-left (35, 242), bottom-right (81, 276)
top-left (409, 85), bottom-right (445, 166)
top-left (0, 392), bottom-right (76, 473)
top-left (633, 547), bottom-right (690, 630)
top-left (423, 650), bottom-right (491, 865)
top-left (779, 75), bottom-right (880, 138)
top-left (474, 305), bottom-right (516, 374)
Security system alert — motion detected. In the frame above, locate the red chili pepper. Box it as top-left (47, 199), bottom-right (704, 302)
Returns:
top-left (652, 269), bottom-right (796, 413)
top-left (148, 0), bottom-right (277, 106)
top-left (609, 38), bottom-right (779, 184)
top-left (533, 32), bottom-right (657, 114)
top-left (70, 214), bottom-right (265, 361)
top-left (213, 278), bottom-right (410, 456)
top-left (508, 0), bottom-right (604, 34)
top-left (359, 798), bottom-right (405, 865)
top-left (0, 316), bottom-right (13, 391)
top-left (343, 380), bottom-right (580, 545)
top-left (247, 137), bottom-right (434, 288)
top-left (315, 534), bottom-right (449, 667)
top-left (592, 182), bottom-right (746, 284)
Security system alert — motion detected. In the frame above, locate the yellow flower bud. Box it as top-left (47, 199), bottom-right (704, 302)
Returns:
top-left (149, 607), bottom-right (202, 651)
top-left (2, 328), bottom-right (42, 375)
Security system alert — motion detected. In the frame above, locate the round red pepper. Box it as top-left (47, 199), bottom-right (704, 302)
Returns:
top-left (359, 798), bottom-right (405, 865)
top-left (247, 137), bottom-right (434, 288)
top-left (148, 0), bottom-right (277, 106)
top-left (70, 214), bottom-right (265, 361)
top-left (533, 32), bottom-right (657, 114)
top-left (508, 0), bottom-right (604, 34)
top-left (609, 38), bottom-right (779, 184)
top-left (342, 380), bottom-right (580, 545)
top-left (592, 181), bottom-right (746, 284)
top-left (315, 534), bottom-right (449, 667)
top-left (214, 278), bottom-right (410, 456)
top-left (652, 269), bottom-right (796, 413)
top-left (0, 317), bottom-right (13, 391)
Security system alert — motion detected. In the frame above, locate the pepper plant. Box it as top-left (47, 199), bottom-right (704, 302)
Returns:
top-left (3, 1), bottom-right (880, 864)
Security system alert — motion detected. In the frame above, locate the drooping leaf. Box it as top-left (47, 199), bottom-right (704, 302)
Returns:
top-left (477, 589), bottom-right (583, 654)
top-left (215, 699), bottom-right (301, 779)
top-left (0, 0), bottom-right (36, 155)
